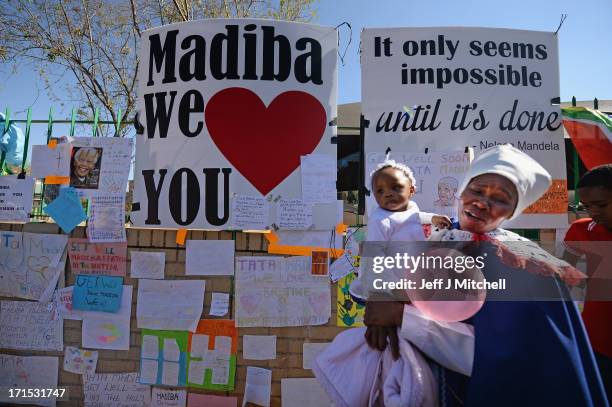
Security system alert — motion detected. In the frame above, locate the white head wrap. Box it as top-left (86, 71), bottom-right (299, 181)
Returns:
top-left (458, 144), bottom-right (551, 220)
top-left (370, 159), bottom-right (417, 190)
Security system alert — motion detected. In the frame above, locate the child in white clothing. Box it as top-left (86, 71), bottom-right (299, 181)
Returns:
top-left (351, 160), bottom-right (451, 301)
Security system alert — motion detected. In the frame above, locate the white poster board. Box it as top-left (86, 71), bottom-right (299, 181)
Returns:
top-left (0, 300), bottom-right (63, 351)
top-left (83, 373), bottom-right (151, 406)
top-left (362, 27), bottom-right (567, 228)
top-left (0, 354), bottom-right (59, 407)
top-left (235, 256), bottom-right (330, 327)
top-left (133, 19), bottom-right (338, 229)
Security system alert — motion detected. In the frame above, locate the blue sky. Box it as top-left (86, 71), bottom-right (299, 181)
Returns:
top-left (1, 0), bottom-right (610, 147)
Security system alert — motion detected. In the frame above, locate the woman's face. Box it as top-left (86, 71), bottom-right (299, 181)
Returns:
top-left (459, 173), bottom-right (519, 234)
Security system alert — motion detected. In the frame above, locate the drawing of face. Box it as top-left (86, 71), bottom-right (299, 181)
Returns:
top-left (437, 177), bottom-right (459, 206)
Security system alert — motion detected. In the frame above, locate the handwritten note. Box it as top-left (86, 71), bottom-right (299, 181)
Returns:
top-left (302, 342), bottom-right (330, 370)
top-left (73, 275), bottom-right (123, 312)
top-left (281, 378), bottom-right (332, 407)
top-left (130, 251), bottom-right (165, 279)
top-left (230, 195), bottom-right (270, 230)
top-left (0, 231), bottom-right (68, 301)
top-left (44, 187), bottom-right (87, 233)
top-left (0, 300), bottom-right (63, 351)
top-left (301, 154), bottom-right (337, 205)
top-left (68, 238), bottom-right (127, 276)
top-left (243, 335), bottom-right (277, 360)
top-left (63, 346), bottom-right (98, 374)
top-left (235, 256), bottom-right (331, 327)
top-left (0, 176), bottom-right (35, 222)
top-left (151, 388), bottom-right (187, 407)
top-left (209, 292), bottom-right (230, 317)
top-left (31, 143), bottom-right (72, 179)
top-left (0, 354), bottom-right (59, 407)
top-left (276, 199), bottom-right (313, 230)
top-left (81, 285), bottom-right (132, 350)
top-left (137, 279), bottom-right (205, 332)
top-left (243, 367), bottom-right (272, 407)
top-left (186, 240), bottom-right (234, 276)
top-left (83, 372), bottom-right (150, 407)
top-left (87, 194), bottom-right (126, 242)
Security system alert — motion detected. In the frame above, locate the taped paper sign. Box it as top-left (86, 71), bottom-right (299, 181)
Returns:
top-left (151, 388), bottom-right (187, 407)
top-left (243, 367), bottom-right (272, 407)
top-left (63, 346), bottom-right (98, 374)
top-left (83, 372), bottom-right (151, 407)
top-left (130, 251), bottom-right (165, 279)
top-left (243, 335), bottom-right (277, 360)
top-left (337, 272), bottom-right (365, 327)
top-left (72, 275), bottom-right (123, 312)
top-left (44, 187), bottom-right (87, 233)
top-left (300, 153), bottom-right (338, 205)
top-left (81, 285), bottom-right (133, 350)
top-left (0, 354), bottom-right (59, 407)
top-left (70, 137), bottom-right (133, 197)
top-left (68, 238), bottom-right (127, 276)
top-left (365, 150), bottom-right (471, 220)
top-left (186, 320), bottom-right (237, 391)
top-left (302, 342), bottom-right (330, 370)
top-left (235, 256), bottom-right (331, 327)
top-left (87, 194), bottom-right (127, 242)
top-left (266, 230), bottom-right (343, 257)
top-left (230, 195), bottom-right (270, 230)
top-left (186, 240), bottom-right (234, 276)
top-left (0, 176), bottom-right (35, 222)
top-left (132, 19), bottom-right (337, 230)
top-left (137, 279), bottom-right (205, 332)
top-left (0, 300), bottom-right (63, 351)
top-left (362, 27), bottom-right (567, 228)
top-left (0, 231), bottom-right (68, 301)
top-left (31, 143), bottom-right (72, 180)
top-left (140, 330), bottom-right (189, 386)
top-left (209, 292), bottom-right (230, 317)
top-left (276, 199), bottom-right (313, 230)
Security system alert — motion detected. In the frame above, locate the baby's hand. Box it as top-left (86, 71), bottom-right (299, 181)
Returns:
top-left (431, 215), bottom-right (452, 229)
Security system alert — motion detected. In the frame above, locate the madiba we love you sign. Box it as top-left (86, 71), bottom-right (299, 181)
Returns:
top-left (133, 19), bottom-right (338, 229)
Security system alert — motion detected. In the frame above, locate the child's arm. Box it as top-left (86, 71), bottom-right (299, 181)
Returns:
top-left (400, 304), bottom-right (475, 376)
top-left (419, 212), bottom-right (452, 229)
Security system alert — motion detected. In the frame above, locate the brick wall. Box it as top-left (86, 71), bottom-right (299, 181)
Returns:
top-left (0, 222), bottom-right (562, 406)
top-left (0, 223), bottom-right (344, 406)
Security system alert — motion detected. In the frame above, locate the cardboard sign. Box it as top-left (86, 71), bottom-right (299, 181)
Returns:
top-left (72, 275), bottom-right (123, 312)
top-left (132, 19), bottom-right (337, 229)
top-left (68, 238), bottom-right (127, 276)
top-left (362, 27), bottom-right (567, 228)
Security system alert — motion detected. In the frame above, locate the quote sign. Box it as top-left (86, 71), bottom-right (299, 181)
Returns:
top-left (72, 275), bottom-right (123, 313)
top-left (132, 19), bottom-right (338, 229)
top-left (362, 27), bottom-right (567, 228)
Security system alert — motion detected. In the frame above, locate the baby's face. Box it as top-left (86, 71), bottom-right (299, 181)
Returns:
top-left (372, 167), bottom-right (415, 212)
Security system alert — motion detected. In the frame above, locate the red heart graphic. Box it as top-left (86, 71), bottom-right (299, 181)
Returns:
top-left (205, 87), bottom-right (327, 195)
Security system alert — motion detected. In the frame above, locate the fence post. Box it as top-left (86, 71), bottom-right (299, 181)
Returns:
top-left (571, 97), bottom-right (579, 206)
top-left (92, 107), bottom-right (99, 137)
top-left (69, 108), bottom-right (76, 138)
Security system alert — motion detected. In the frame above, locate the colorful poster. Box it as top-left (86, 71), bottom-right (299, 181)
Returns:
top-left (72, 275), bottom-right (123, 312)
top-left (140, 330), bottom-right (189, 387)
top-left (362, 27), bottom-right (567, 228)
top-left (0, 354), bottom-right (59, 407)
top-left (136, 279), bottom-right (205, 332)
top-left (63, 346), bottom-right (98, 374)
top-left (81, 285), bottom-right (132, 350)
top-left (186, 320), bottom-right (237, 391)
top-left (337, 272), bottom-right (365, 327)
top-left (68, 238), bottom-right (127, 276)
top-left (0, 300), bottom-right (63, 351)
top-left (0, 231), bottom-right (68, 301)
top-left (235, 256), bottom-right (331, 327)
top-left (0, 176), bottom-right (35, 222)
top-left (83, 372), bottom-right (150, 407)
top-left (133, 19), bottom-right (338, 230)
